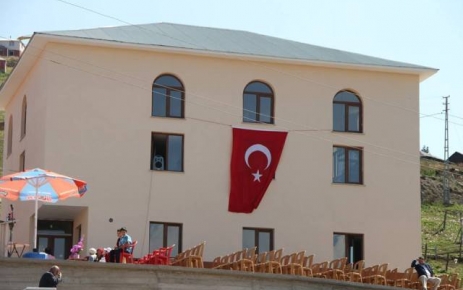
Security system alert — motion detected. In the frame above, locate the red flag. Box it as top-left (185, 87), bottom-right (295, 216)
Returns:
top-left (229, 128), bottom-right (288, 213)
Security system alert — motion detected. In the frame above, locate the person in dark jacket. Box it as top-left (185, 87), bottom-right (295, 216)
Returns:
top-left (411, 257), bottom-right (441, 290)
top-left (39, 265), bottom-right (62, 287)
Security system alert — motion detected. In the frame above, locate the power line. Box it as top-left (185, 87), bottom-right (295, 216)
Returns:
top-left (13, 47), bottom-right (463, 178)
top-left (1, 3), bottom-right (459, 175)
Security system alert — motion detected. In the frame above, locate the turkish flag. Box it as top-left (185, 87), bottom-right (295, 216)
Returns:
top-left (229, 128), bottom-right (288, 213)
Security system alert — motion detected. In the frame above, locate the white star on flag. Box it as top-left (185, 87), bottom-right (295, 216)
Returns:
top-left (252, 170), bottom-right (263, 182)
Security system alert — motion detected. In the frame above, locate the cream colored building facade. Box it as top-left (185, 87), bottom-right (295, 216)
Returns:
top-left (0, 23), bottom-right (436, 268)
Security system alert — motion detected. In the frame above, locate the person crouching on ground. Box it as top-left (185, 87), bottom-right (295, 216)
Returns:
top-left (39, 265), bottom-right (62, 287)
top-left (411, 256), bottom-right (441, 290)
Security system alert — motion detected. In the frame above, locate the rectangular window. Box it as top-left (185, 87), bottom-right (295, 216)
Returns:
top-left (19, 151), bottom-right (25, 171)
top-left (151, 133), bottom-right (184, 171)
top-left (149, 222), bottom-right (182, 257)
top-left (333, 146), bottom-right (363, 184)
top-left (333, 233), bottom-right (363, 264)
top-left (243, 227), bottom-right (274, 254)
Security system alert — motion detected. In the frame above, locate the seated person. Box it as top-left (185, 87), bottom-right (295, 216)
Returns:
top-left (109, 227), bottom-right (132, 263)
top-left (411, 256), bottom-right (441, 290)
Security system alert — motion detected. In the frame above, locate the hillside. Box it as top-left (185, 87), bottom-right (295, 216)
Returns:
top-left (421, 158), bottom-right (463, 204)
top-left (420, 157), bottom-right (463, 276)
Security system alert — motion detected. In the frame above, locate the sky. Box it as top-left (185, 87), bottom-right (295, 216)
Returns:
top-left (1, 0), bottom-right (462, 159)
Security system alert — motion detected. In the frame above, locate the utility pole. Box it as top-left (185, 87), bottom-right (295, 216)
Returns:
top-left (443, 96), bottom-right (450, 206)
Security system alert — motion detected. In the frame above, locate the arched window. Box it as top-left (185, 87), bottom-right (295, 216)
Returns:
top-left (333, 90), bottom-right (362, 133)
top-left (243, 81), bottom-right (274, 124)
top-left (7, 115), bottom-right (13, 157)
top-left (21, 95), bottom-right (27, 139)
top-left (152, 74), bottom-right (185, 118)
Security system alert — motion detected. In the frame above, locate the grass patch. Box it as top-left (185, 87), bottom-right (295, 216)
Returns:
top-left (422, 203), bottom-right (463, 276)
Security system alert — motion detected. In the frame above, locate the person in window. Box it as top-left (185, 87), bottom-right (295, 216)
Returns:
top-left (39, 265), bottom-right (62, 287)
top-left (109, 227), bottom-right (132, 262)
top-left (411, 256), bottom-right (441, 290)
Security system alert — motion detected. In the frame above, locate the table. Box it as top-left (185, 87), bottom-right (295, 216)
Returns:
top-left (7, 242), bottom-right (29, 258)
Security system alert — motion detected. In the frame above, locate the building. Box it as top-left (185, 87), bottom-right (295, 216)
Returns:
top-left (0, 39), bottom-right (25, 57)
top-left (0, 57), bottom-right (5, 73)
top-left (0, 23), bottom-right (437, 268)
top-left (449, 152), bottom-right (463, 165)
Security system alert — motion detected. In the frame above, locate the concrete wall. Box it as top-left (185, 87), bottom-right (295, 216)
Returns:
top-left (0, 258), bottom-right (393, 290)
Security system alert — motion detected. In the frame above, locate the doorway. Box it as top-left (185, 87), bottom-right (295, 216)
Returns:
top-left (37, 220), bottom-right (73, 259)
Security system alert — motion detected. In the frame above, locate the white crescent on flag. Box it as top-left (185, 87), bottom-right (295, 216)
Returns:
top-left (244, 144), bottom-right (272, 170)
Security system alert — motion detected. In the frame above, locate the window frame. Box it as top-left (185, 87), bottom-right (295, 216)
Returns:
top-left (152, 74), bottom-right (185, 118)
top-left (150, 132), bottom-right (184, 172)
top-left (333, 232), bottom-right (364, 264)
top-left (19, 151), bottom-right (25, 171)
top-left (149, 222), bottom-right (182, 255)
top-left (243, 81), bottom-right (275, 124)
top-left (333, 90), bottom-right (363, 133)
top-left (21, 95), bottom-right (27, 140)
top-left (333, 145), bottom-right (363, 184)
top-left (242, 227), bottom-right (274, 254)
top-left (7, 115), bottom-right (13, 157)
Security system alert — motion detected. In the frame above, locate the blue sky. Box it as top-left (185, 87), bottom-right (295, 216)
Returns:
top-left (1, 0), bottom-right (462, 159)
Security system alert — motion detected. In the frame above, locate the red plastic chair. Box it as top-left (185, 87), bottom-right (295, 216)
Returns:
top-left (119, 241), bottom-right (137, 263)
top-left (152, 244), bottom-right (176, 265)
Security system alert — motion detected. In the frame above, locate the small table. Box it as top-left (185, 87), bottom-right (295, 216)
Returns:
top-left (7, 242), bottom-right (29, 258)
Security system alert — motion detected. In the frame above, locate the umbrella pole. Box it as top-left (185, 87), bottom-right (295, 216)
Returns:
top-left (34, 186), bottom-right (38, 250)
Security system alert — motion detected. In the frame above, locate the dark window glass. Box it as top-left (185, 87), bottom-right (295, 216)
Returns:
top-left (243, 93), bottom-right (257, 122)
top-left (333, 103), bottom-right (345, 131)
top-left (333, 91), bottom-right (362, 132)
top-left (333, 233), bottom-right (363, 264)
top-left (151, 133), bottom-right (184, 172)
top-left (153, 88), bottom-right (167, 117)
top-left (21, 96), bottom-right (27, 139)
top-left (243, 81), bottom-right (274, 124)
top-left (170, 91), bottom-right (182, 117)
top-left (7, 115), bottom-right (12, 156)
top-left (333, 147), bottom-right (345, 183)
top-left (242, 227), bottom-right (274, 254)
top-left (333, 146), bottom-right (362, 184)
top-left (348, 150), bottom-right (360, 183)
top-left (348, 106), bottom-right (360, 132)
top-left (152, 75), bottom-right (184, 118)
top-left (19, 151), bottom-right (25, 171)
top-left (149, 222), bottom-right (182, 257)
top-left (260, 97), bottom-right (272, 123)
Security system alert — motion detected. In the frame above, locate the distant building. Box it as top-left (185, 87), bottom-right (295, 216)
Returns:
top-left (0, 57), bottom-right (5, 73)
top-left (449, 152), bottom-right (463, 164)
top-left (0, 39), bottom-right (25, 57)
top-left (420, 151), bottom-right (444, 162)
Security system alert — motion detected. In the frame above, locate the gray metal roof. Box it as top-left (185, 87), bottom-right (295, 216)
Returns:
top-left (38, 22), bottom-right (431, 70)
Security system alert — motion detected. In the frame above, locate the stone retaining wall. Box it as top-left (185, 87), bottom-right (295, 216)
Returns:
top-left (0, 258), bottom-right (392, 290)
